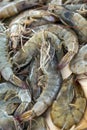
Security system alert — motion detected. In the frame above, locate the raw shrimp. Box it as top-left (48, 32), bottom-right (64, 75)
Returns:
top-left (70, 44), bottom-right (87, 74)
top-left (48, 4), bottom-right (87, 43)
top-left (65, 0), bottom-right (87, 4)
top-left (13, 31), bottom-right (62, 121)
top-left (65, 4), bottom-right (87, 17)
top-left (12, 24), bottom-right (78, 69)
top-left (9, 10), bottom-right (58, 49)
top-left (51, 75), bottom-right (86, 130)
top-left (0, 0), bottom-right (41, 19)
top-left (0, 82), bottom-right (31, 116)
top-left (0, 110), bottom-right (22, 130)
top-left (0, 23), bottom-right (27, 88)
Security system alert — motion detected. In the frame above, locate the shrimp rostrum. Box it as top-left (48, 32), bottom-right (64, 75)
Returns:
top-left (13, 31), bottom-right (62, 121)
top-left (0, 23), bottom-right (27, 88)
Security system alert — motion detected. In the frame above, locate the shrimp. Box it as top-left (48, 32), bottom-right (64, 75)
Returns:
top-left (65, 4), bottom-right (87, 17)
top-left (70, 44), bottom-right (87, 74)
top-left (9, 10), bottom-right (58, 49)
top-left (50, 75), bottom-right (86, 130)
top-left (0, 23), bottom-right (27, 88)
top-left (0, 110), bottom-right (22, 130)
top-left (0, 82), bottom-right (31, 116)
top-left (12, 24), bottom-right (78, 69)
top-left (0, 0), bottom-right (42, 19)
top-left (27, 55), bottom-right (42, 101)
top-left (65, 0), bottom-right (87, 4)
top-left (48, 4), bottom-right (87, 43)
top-left (13, 31), bottom-right (62, 122)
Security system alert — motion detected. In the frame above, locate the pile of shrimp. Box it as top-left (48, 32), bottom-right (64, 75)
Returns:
top-left (0, 0), bottom-right (87, 130)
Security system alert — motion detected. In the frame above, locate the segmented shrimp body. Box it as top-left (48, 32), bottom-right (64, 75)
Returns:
top-left (0, 23), bottom-right (27, 88)
top-left (70, 44), bottom-right (87, 74)
top-left (12, 24), bottom-right (78, 69)
top-left (51, 75), bottom-right (86, 130)
top-left (48, 5), bottom-right (87, 43)
top-left (0, 0), bottom-right (41, 19)
top-left (9, 10), bottom-right (58, 49)
top-left (13, 31), bottom-right (62, 121)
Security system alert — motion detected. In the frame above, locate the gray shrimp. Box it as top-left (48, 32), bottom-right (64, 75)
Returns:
top-left (0, 0), bottom-right (41, 19)
top-left (65, 0), bottom-right (87, 4)
top-left (48, 4), bottom-right (87, 43)
top-left (12, 24), bottom-right (78, 69)
top-left (70, 44), bottom-right (87, 74)
top-left (0, 23), bottom-right (27, 88)
top-left (65, 4), bottom-right (87, 17)
top-left (50, 75), bottom-right (86, 130)
top-left (12, 31), bottom-right (62, 122)
top-left (9, 9), bottom-right (58, 49)
top-left (0, 82), bottom-right (31, 116)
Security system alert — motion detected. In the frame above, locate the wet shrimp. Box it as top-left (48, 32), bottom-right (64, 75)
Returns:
top-left (65, 4), bottom-right (87, 17)
top-left (0, 23), bottom-right (27, 88)
top-left (48, 5), bottom-right (87, 43)
top-left (0, 82), bottom-right (31, 116)
top-left (9, 10), bottom-right (58, 49)
top-left (70, 44), bottom-right (87, 74)
top-left (12, 31), bottom-right (62, 121)
top-left (51, 75), bottom-right (86, 130)
top-left (12, 24), bottom-right (78, 69)
top-left (0, 0), bottom-right (41, 19)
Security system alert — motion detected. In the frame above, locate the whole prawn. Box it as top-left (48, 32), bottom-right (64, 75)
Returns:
top-left (70, 44), bottom-right (87, 74)
top-left (0, 23), bottom-right (27, 88)
top-left (48, 4), bottom-right (87, 43)
top-left (50, 75), bottom-right (86, 130)
top-left (13, 31), bottom-right (62, 121)
top-left (9, 10), bottom-right (58, 49)
top-left (0, 0), bottom-right (41, 19)
top-left (12, 24), bottom-right (78, 69)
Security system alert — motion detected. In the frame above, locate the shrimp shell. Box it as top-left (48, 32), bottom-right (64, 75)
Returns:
top-left (51, 75), bottom-right (86, 130)
top-left (12, 24), bottom-right (78, 69)
top-left (48, 5), bottom-right (87, 43)
top-left (0, 0), bottom-right (41, 19)
top-left (14, 31), bottom-right (62, 121)
top-left (0, 23), bottom-right (27, 88)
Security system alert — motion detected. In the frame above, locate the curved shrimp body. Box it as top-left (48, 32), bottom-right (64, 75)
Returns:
top-left (48, 5), bottom-right (87, 43)
top-left (65, 4), bottom-right (87, 17)
top-left (12, 31), bottom-right (61, 67)
top-left (0, 0), bottom-right (41, 19)
top-left (50, 75), bottom-right (86, 130)
top-left (65, 0), bottom-right (87, 4)
top-left (0, 23), bottom-right (27, 88)
top-left (70, 44), bottom-right (87, 74)
top-left (9, 10), bottom-right (58, 49)
top-left (13, 31), bottom-right (62, 121)
top-left (13, 24), bottom-right (78, 69)
top-left (27, 55), bottom-right (42, 101)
